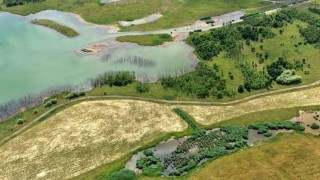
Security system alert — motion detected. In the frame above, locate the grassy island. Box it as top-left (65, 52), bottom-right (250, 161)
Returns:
top-left (116, 34), bottom-right (173, 46)
top-left (31, 19), bottom-right (79, 38)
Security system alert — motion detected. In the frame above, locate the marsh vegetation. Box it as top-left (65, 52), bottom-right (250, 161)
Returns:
top-left (31, 19), bottom-right (79, 37)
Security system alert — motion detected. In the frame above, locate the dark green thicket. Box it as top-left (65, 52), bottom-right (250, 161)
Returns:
top-left (65, 92), bottom-right (85, 100)
top-left (240, 63), bottom-right (272, 91)
top-left (136, 83), bottom-right (149, 93)
top-left (161, 63), bottom-right (234, 99)
top-left (44, 98), bottom-right (58, 108)
top-left (308, 6), bottom-right (320, 15)
top-left (310, 123), bottom-right (320, 130)
top-left (109, 169), bottom-right (137, 180)
top-left (3, 0), bottom-right (44, 7)
top-left (136, 155), bottom-right (164, 176)
top-left (248, 121), bottom-right (305, 137)
top-left (90, 71), bottom-right (135, 88)
top-left (164, 126), bottom-right (248, 176)
top-left (187, 27), bottom-right (242, 60)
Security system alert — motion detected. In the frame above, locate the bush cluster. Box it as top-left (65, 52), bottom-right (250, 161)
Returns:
top-left (276, 70), bottom-right (302, 85)
top-left (248, 121), bottom-right (305, 137)
top-left (136, 83), bottom-right (149, 93)
top-left (44, 98), bottom-right (58, 108)
top-left (109, 169), bottom-right (137, 180)
top-left (90, 71), bottom-right (135, 88)
top-left (161, 63), bottom-right (234, 99)
top-left (16, 118), bottom-right (24, 125)
top-left (310, 123), bottom-right (320, 130)
top-left (136, 155), bottom-right (163, 176)
top-left (65, 92), bottom-right (85, 100)
top-left (3, 0), bottom-right (44, 7)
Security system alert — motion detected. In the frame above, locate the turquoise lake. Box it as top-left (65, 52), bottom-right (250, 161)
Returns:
top-left (0, 10), bottom-right (198, 104)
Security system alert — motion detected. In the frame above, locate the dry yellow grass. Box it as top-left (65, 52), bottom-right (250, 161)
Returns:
top-left (0, 100), bottom-right (187, 180)
top-left (190, 132), bottom-right (320, 180)
top-left (181, 86), bottom-right (320, 125)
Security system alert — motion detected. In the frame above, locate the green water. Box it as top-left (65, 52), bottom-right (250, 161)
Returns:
top-left (0, 10), bottom-right (197, 103)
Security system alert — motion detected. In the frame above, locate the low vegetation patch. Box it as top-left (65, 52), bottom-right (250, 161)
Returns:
top-left (31, 19), bottom-right (79, 37)
top-left (116, 34), bottom-right (173, 46)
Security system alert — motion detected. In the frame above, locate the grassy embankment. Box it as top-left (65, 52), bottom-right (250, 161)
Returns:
top-left (31, 19), bottom-right (79, 37)
top-left (116, 34), bottom-right (173, 46)
top-left (1, 0), bottom-right (274, 31)
top-left (1, 85), bottom-right (320, 179)
top-left (2, 82), bottom-right (320, 145)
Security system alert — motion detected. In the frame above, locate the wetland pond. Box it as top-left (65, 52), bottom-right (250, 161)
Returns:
top-left (0, 10), bottom-right (198, 104)
top-left (125, 121), bottom-right (305, 176)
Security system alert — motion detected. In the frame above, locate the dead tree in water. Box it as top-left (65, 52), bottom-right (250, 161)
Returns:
top-left (0, 85), bottom-right (79, 121)
top-left (114, 56), bottom-right (156, 68)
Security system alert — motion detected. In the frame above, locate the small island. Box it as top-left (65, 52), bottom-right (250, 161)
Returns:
top-left (31, 19), bottom-right (79, 38)
top-left (116, 34), bottom-right (173, 46)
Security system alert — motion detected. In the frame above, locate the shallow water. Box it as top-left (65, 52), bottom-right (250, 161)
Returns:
top-left (0, 10), bottom-right (198, 103)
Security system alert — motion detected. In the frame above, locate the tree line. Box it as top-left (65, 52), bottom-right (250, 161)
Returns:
top-left (3, 0), bottom-right (44, 7)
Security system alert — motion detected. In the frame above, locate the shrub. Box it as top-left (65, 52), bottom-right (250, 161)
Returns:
top-left (109, 169), bottom-right (137, 180)
top-left (44, 98), bottom-right (58, 108)
top-left (238, 85), bottom-right (244, 93)
top-left (65, 92), bottom-right (84, 99)
top-left (159, 34), bottom-right (171, 39)
top-left (16, 119), bottom-right (24, 125)
top-left (276, 70), bottom-right (302, 85)
top-left (136, 83), bottom-right (149, 93)
top-left (200, 16), bottom-right (211, 20)
top-left (136, 155), bottom-right (164, 176)
top-left (143, 149), bottom-right (154, 156)
top-left (79, 92), bottom-right (86, 96)
top-left (263, 132), bottom-right (272, 137)
top-left (310, 123), bottom-right (320, 130)
top-left (44, 101), bottom-right (53, 108)
top-left (51, 98), bottom-right (58, 104)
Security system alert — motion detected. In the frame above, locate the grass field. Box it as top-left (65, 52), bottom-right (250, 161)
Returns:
top-left (0, 0), bottom-right (273, 31)
top-left (116, 34), bottom-right (173, 46)
top-left (0, 100), bottom-right (187, 179)
top-left (181, 86), bottom-right (320, 125)
top-left (190, 132), bottom-right (320, 180)
top-left (204, 19), bottom-right (320, 101)
top-left (31, 19), bottom-right (79, 37)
